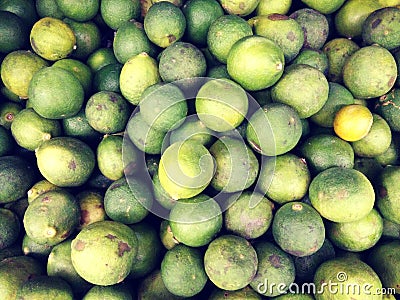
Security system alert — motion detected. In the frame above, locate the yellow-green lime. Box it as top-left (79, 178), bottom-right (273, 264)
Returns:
top-left (55, 0), bottom-right (99, 22)
top-left (195, 78), bottom-right (248, 132)
top-left (219, 0), bottom-right (260, 16)
top-left (28, 66), bottom-right (85, 119)
top-left (96, 135), bottom-right (125, 181)
top-left (35, 137), bottom-right (95, 187)
top-left (75, 190), bottom-right (106, 229)
top-left (301, 0), bottom-right (346, 14)
top-left (158, 140), bottom-right (215, 199)
top-left (207, 14), bottom-right (253, 64)
top-left (100, 0), bottom-right (140, 30)
top-left (16, 276), bottom-right (74, 300)
top-left (0, 11), bottom-right (28, 54)
top-left (227, 35), bottom-right (285, 91)
top-left (0, 50), bottom-right (48, 99)
top-left (119, 52), bottom-right (161, 105)
top-left (10, 108), bottom-right (62, 151)
top-left (256, 0), bottom-right (291, 15)
top-left (30, 17), bottom-right (76, 61)
top-left (27, 179), bottom-right (62, 203)
top-left (144, 1), bottom-right (186, 48)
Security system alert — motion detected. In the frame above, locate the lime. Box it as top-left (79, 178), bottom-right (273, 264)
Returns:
top-left (309, 167), bottom-right (375, 223)
top-left (27, 179), bottom-right (62, 204)
top-left (0, 11), bottom-right (28, 54)
top-left (11, 108), bottom-right (62, 151)
top-left (76, 190), bottom-right (106, 229)
top-left (158, 140), bottom-right (215, 199)
top-left (61, 109), bottom-right (102, 144)
top-left (97, 135), bottom-right (125, 181)
top-left (35, 137), bottom-right (95, 187)
top-left (86, 47), bottom-right (118, 73)
top-left (0, 50), bottom-right (48, 99)
top-left (0, 0), bottom-right (39, 27)
top-left (169, 115), bottom-right (215, 146)
top-left (100, 0), bottom-right (140, 30)
top-left (207, 15), bottom-right (253, 64)
top-left (55, 0), bottom-right (99, 22)
top-left (220, 0), bottom-right (259, 16)
top-left (83, 284), bottom-right (132, 299)
top-left (0, 208), bottom-right (20, 250)
top-left (291, 49), bottom-right (329, 75)
top-left (85, 91), bottom-right (130, 134)
top-left (169, 194), bottom-right (222, 247)
top-left (301, 0), bottom-right (346, 14)
top-left (227, 35), bottom-right (284, 91)
top-left (144, 1), bottom-right (186, 48)
top-left (119, 52), bottom-right (161, 105)
top-left (30, 17), bottom-right (76, 61)
top-left (28, 66), bottom-right (84, 119)
top-left (35, 0), bottom-right (64, 19)
top-left (22, 234), bottom-right (53, 261)
top-left (333, 104), bottom-right (374, 142)
top-left (0, 126), bottom-right (14, 156)
top-left (256, 0), bottom-right (291, 15)
top-left (195, 78), bottom-right (248, 132)
top-left (376, 165), bottom-right (400, 224)
top-left (182, 0), bottom-right (224, 46)
top-left (93, 63), bottom-right (122, 93)
top-left (16, 276), bottom-right (74, 300)
top-left (0, 101), bottom-right (23, 130)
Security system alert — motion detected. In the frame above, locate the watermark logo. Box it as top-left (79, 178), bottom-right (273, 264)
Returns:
top-left (256, 271), bottom-right (396, 296)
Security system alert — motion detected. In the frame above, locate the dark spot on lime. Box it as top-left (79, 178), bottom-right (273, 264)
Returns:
top-left (106, 234), bottom-right (116, 240)
top-left (268, 13), bottom-right (289, 21)
top-left (75, 240), bottom-right (86, 251)
top-left (268, 254), bottom-right (282, 268)
top-left (371, 18), bottom-right (382, 29)
top-left (68, 160), bottom-right (76, 170)
top-left (118, 241), bottom-right (131, 257)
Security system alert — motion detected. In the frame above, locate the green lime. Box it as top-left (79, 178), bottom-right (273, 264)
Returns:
top-left (195, 78), bottom-right (248, 132)
top-left (27, 179), bottom-right (62, 204)
top-left (83, 285), bottom-right (132, 299)
top-left (85, 91), bottom-right (130, 134)
top-left (61, 109), bottom-right (102, 144)
top-left (0, 0), bottom-right (39, 27)
top-left (291, 49), bottom-right (329, 75)
top-left (86, 47), bottom-right (118, 73)
top-left (22, 234), bottom-right (53, 261)
top-left (0, 208), bottom-right (20, 250)
top-left (301, 0), bottom-right (346, 14)
top-left (30, 17), bottom-right (76, 61)
top-left (97, 135), bottom-right (125, 181)
top-left (11, 108), bottom-right (62, 151)
top-left (207, 15), bottom-right (253, 64)
top-left (0, 126), bottom-right (14, 156)
top-left (100, 0), bottom-right (140, 30)
top-left (169, 194), bottom-right (222, 247)
top-left (55, 0), bottom-right (99, 22)
top-left (93, 63), bottom-right (122, 93)
top-left (219, 0), bottom-right (260, 16)
top-left (158, 140), bottom-right (215, 199)
top-left (0, 101), bottom-right (23, 129)
top-left (28, 66), bottom-right (84, 119)
top-left (376, 165), bottom-right (400, 224)
top-left (35, 0), bottom-right (64, 19)
top-left (0, 50), bottom-right (48, 99)
top-left (169, 115), bottom-right (215, 146)
top-left (76, 190), bottom-right (106, 229)
top-left (256, 0), bottom-right (291, 15)
top-left (182, 0), bottom-right (224, 46)
top-left (16, 276), bottom-right (74, 300)
top-left (0, 11), bottom-right (28, 54)
top-left (35, 137), bottom-right (95, 187)
top-left (144, 1), bottom-right (186, 48)
top-left (23, 190), bottom-right (80, 246)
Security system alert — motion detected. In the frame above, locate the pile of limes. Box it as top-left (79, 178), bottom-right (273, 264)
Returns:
top-left (1, 0), bottom-right (400, 299)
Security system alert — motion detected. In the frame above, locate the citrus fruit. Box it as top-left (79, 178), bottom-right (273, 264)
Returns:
top-left (209, 136), bottom-right (259, 193)
top-left (204, 235), bottom-right (258, 291)
top-left (375, 88), bottom-right (400, 132)
top-left (35, 0), bottom-right (64, 19)
top-left (0, 11), bottom-right (28, 53)
top-left (0, 155), bottom-right (36, 204)
top-left (104, 177), bottom-right (152, 224)
top-left (35, 137), bottom-right (95, 187)
top-left (63, 18), bottom-right (101, 60)
top-left (227, 35), bottom-right (284, 91)
top-left (61, 109), bottom-right (102, 144)
top-left (301, 0), bottom-right (346, 14)
top-left (249, 14), bottom-right (304, 63)
top-left (258, 153), bottom-right (311, 204)
top-left (273, 202), bottom-right (325, 257)
top-left (23, 190), bottom-right (80, 246)
top-left (143, 1), bottom-right (186, 48)
top-left (195, 78), bottom-right (248, 132)
top-left (299, 133), bottom-right (355, 174)
top-left (0, 126), bottom-right (14, 156)
top-left (255, 0), bottom-right (291, 15)
top-left (158, 140), bottom-right (215, 199)
top-left (376, 165), bottom-right (400, 224)
top-left (100, 0), bottom-right (140, 30)
top-left (322, 38), bottom-right (360, 83)
top-left (93, 63), bottom-right (122, 93)
top-left (119, 52), bottom-right (161, 105)
top-left (140, 82), bottom-right (187, 132)
top-left (219, 0), bottom-right (260, 16)
top-left (334, 0), bottom-right (382, 38)
top-left (0, 208), bottom-right (20, 250)
top-left (86, 47), bottom-right (118, 73)
top-left (309, 167), bottom-right (375, 223)
top-left (28, 66), bottom-right (84, 119)
top-left (169, 194), bottom-right (222, 247)
top-left (310, 82), bottom-right (355, 127)
top-left (207, 14), bottom-right (253, 64)
top-left (333, 104), bottom-right (374, 142)
top-left (224, 191), bottom-right (274, 239)
top-left (152, 172), bottom-right (178, 210)
top-left (351, 113), bottom-right (392, 157)
top-left (209, 286), bottom-right (262, 299)
top-left (169, 115), bottom-right (215, 146)
top-left (113, 20), bottom-right (152, 65)
top-left (22, 234), bottom-right (53, 261)
top-left (271, 64), bottom-right (329, 119)
top-left (71, 220), bottom-right (138, 286)
top-left (30, 17), bottom-right (76, 61)
top-left (55, 0), bottom-right (99, 22)
top-left (250, 241), bottom-right (295, 297)
top-left (291, 49), bottom-right (329, 75)
top-left (342, 45), bottom-right (397, 99)
top-left (16, 276), bottom-right (74, 300)
top-left (137, 269), bottom-right (181, 299)
top-left (246, 103), bottom-right (302, 156)
top-left (158, 42), bottom-right (207, 84)
top-left (96, 135), bottom-right (125, 181)
top-left (289, 8), bottom-right (329, 50)
top-left (161, 244), bottom-right (207, 297)
top-left (76, 190), bottom-right (106, 229)
top-left (85, 91), bottom-right (130, 134)
top-left (0, 101), bottom-right (23, 129)
top-left (82, 284), bottom-right (132, 299)
top-left (0, 0), bottom-right (39, 27)
top-left (10, 108), bottom-right (62, 151)
top-left (181, 0), bottom-right (224, 46)
top-left (0, 50), bottom-right (48, 99)
top-left (327, 208), bottom-right (383, 252)
top-left (27, 179), bottom-right (62, 204)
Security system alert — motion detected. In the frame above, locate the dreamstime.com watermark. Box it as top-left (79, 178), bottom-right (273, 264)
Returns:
top-left (256, 271), bottom-right (396, 296)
